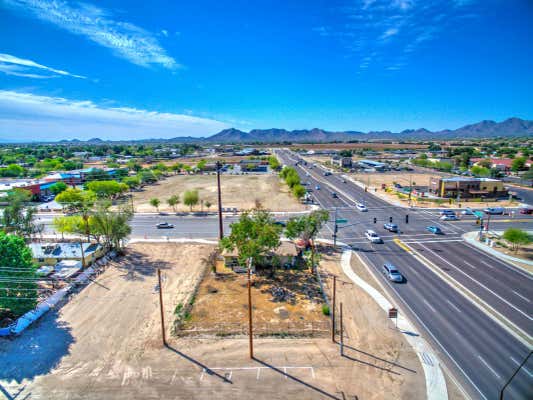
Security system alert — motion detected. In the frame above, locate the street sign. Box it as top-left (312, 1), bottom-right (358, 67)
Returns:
top-left (335, 219), bottom-right (348, 224)
top-left (388, 308), bottom-right (398, 319)
top-left (473, 211), bottom-right (484, 219)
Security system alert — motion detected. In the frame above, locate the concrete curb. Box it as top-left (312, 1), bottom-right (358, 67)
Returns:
top-left (339, 248), bottom-right (448, 400)
top-left (462, 231), bottom-right (533, 269)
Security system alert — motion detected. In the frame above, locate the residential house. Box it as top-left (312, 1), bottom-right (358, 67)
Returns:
top-left (29, 242), bottom-right (104, 267)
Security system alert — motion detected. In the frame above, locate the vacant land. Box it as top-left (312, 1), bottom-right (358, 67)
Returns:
top-left (182, 268), bottom-right (329, 336)
top-left (132, 174), bottom-right (306, 212)
top-left (0, 243), bottom-right (432, 400)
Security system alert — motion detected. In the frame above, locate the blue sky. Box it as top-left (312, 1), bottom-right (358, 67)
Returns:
top-left (0, 0), bottom-right (532, 141)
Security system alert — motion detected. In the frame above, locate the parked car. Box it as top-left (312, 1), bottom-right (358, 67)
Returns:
top-left (356, 203), bottom-right (368, 212)
top-left (440, 214), bottom-right (459, 221)
top-left (484, 207), bottom-right (505, 215)
top-left (383, 223), bottom-right (399, 232)
top-left (382, 263), bottom-right (404, 283)
top-left (156, 222), bottom-right (174, 229)
top-left (426, 226), bottom-right (443, 234)
top-left (519, 207), bottom-right (533, 214)
top-left (365, 230), bottom-right (383, 243)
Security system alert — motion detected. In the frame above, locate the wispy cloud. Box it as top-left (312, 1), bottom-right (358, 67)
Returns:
top-left (0, 91), bottom-right (229, 141)
top-left (314, 0), bottom-right (478, 72)
top-left (0, 53), bottom-right (86, 79)
top-left (2, 0), bottom-right (179, 69)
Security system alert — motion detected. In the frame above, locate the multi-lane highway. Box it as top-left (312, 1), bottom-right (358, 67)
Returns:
top-left (276, 149), bottom-right (533, 400)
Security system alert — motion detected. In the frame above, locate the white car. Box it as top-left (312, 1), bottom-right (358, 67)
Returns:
top-left (440, 214), bottom-right (459, 221)
top-left (365, 230), bottom-right (382, 243)
top-left (356, 203), bottom-right (368, 212)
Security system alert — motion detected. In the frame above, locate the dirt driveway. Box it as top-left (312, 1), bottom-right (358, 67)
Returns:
top-left (0, 243), bottom-right (429, 400)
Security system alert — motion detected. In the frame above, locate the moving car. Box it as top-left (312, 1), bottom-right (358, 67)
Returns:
top-left (382, 263), bottom-right (404, 283)
top-left (383, 223), bottom-right (399, 232)
top-left (440, 209), bottom-right (456, 216)
top-left (440, 214), bottom-right (459, 221)
top-left (519, 207), bottom-right (533, 214)
top-left (324, 171), bottom-right (332, 176)
top-left (156, 222), bottom-right (174, 229)
top-left (461, 209), bottom-right (475, 215)
top-left (315, 185), bottom-right (320, 190)
top-left (426, 226), bottom-right (443, 234)
top-left (331, 192), bottom-right (338, 198)
top-left (484, 207), bottom-right (505, 215)
top-left (356, 203), bottom-right (368, 212)
top-left (365, 229), bottom-right (383, 243)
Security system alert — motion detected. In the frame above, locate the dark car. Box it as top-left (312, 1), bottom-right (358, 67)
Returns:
top-left (331, 192), bottom-right (338, 198)
top-left (274, 221), bottom-right (286, 227)
top-left (156, 222), bottom-right (174, 229)
top-left (519, 207), bottom-right (533, 214)
top-left (383, 223), bottom-right (399, 232)
top-left (426, 226), bottom-right (443, 234)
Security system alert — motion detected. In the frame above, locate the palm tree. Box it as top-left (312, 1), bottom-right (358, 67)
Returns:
top-left (149, 198), bottom-right (160, 213)
top-left (167, 195), bottom-right (180, 213)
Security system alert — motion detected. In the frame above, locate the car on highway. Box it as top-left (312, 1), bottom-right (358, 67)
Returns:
top-left (426, 226), bottom-right (443, 234)
top-left (382, 263), bottom-right (404, 283)
top-left (315, 185), bottom-right (320, 190)
top-left (519, 207), bottom-right (533, 214)
top-left (461, 209), bottom-right (475, 215)
top-left (331, 192), bottom-right (338, 198)
top-left (324, 171), bottom-right (332, 176)
top-left (440, 214), bottom-right (459, 221)
top-left (484, 207), bottom-right (505, 215)
top-left (383, 223), bottom-right (399, 232)
top-left (156, 222), bottom-right (174, 229)
top-left (365, 229), bottom-right (383, 243)
top-left (356, 203), bottom-right (368, 212)
top-left (342, 179), bottom-right (347, 183)
top-left (440, 209), bottom-right (456, 216)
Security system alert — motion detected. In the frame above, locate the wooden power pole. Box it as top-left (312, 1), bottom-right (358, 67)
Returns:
top-left (339, 302), bottom-right (344, 356)
top-left (157, 268), bottom-right (167, 346)
top-left (331, 275), bottom-right (336, 342)
top-left (247, 257), bottom-right (254, 359)
top-left (216, 161), bottom-right (224, 239)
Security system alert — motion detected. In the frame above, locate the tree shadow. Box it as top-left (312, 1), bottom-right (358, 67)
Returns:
top-left (164, 344), bottom-right (232, 384)
top-left (111, 248), bottom-right (175, 281)
top-left (341, 343), bottom-right (417, 374)
top-left (0, 309), bottom-right (74, 384)
top-left (252, 357), bottom-right (341, 400)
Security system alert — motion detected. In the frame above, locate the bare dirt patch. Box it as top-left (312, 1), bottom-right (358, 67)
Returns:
top-left (132, 174), bottom-right (306, 213)
top-left (182, 268), bottom-right (330, 336)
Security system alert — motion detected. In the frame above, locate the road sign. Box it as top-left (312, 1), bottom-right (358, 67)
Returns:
top-left (474, 211), bottom-right (484, 219)
top-left (388, 308), bottom-right (398, 319)
top-left (335, 219), bottom-right (348, 224)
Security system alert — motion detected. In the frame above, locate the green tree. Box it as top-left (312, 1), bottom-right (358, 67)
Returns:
top-left (292, 184), bottom-right (306, 199)
top-left (338, 149), bottom-right (353, 157)
top-left (50, 181), bottom-right (68, 195)
top-left (90, 209), bottom-right (132, 250)
top-left (205, 200), bottom-right (212, 211)
top-left (471, 165), bottom-right (491, 177)
top-left (149, 198), bottom-right (160, 212)
top-left (220, 209), bottom-right (281, 266)
top-left (0, 232), bottom-right (38, 317)
top-left (502, 228), bottom-right (532, 252)
top-left (167, 195), bottom-right (180, 212)
top-left (196, 160), bottom-right (207, 171)
top-left (86, 180), bottom-right (128, 198)
top-left (123, 175), bottom-right (141, 189)
top-left (183, 190), bottom-right (199, 211)
top-left (476, 159), bottom-right (493, 169)
top-left (523, 166), bottom-right (533, 180)
top-left (511, 156), bottom-right (527, 172)
top-left (268, 156), bottom-right (281, 170)
top-left (1, 189), bottom-right (37, 240)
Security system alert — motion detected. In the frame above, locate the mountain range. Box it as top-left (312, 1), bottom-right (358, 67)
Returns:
top-left (2, 117), bottom-right (532, 144)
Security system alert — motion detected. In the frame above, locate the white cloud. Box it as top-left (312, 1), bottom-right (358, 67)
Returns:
top-left (2, 0), bottom-right (179, 69)
top-left (0, 91), bottom-right (229, 141)
top-left (380, 27), bottom-right (399, 40)
top-left (161, 29), bottom-right (169, 37)
top-left (0, 53), bottom-right (86, 79)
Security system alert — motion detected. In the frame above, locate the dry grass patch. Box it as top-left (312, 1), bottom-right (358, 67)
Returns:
top-left (132, 174), bottom-right (306, 212)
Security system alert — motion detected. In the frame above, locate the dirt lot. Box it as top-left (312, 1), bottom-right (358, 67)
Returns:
top-left (0, 242), bottom-right (435, 400)
top-left (132, 174), bottom-right (306, 213)
top-left (182, 269), bottom-right (329, 336)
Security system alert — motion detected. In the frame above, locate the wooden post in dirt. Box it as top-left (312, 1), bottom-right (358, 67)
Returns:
top-left (331, 275), bottom-right (336, 343)
top-left (216, 161), bottom-right (224, 239)
top-left (157, 268), bottom-right (167, 346)
top-left (247, 257), bottom-right (254, 359)
top-left (339, 302), bottom-right (344, 356)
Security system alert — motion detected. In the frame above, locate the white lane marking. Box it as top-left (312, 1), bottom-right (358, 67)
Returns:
top-left (422, 298), bottom-right (437, 313)
top-left (447, 300), bottom-right (462, 313)
top-left (478, 356), bottom-right (501, 379)
top-left (419, 243), bottom-right (533, 321)
top-left (403, 239), bottom-right (464, 244)
top-left (462, 260), bottom-right (477, 270)
top-left (513, 290), bottom-right (530, 303)
top-left (510, 356), bottom-right (533, 378)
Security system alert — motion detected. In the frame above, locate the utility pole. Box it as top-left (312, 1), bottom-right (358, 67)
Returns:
top-left (339, 302), bottom-right (344, 356)
top-left (79, 241), bottom-right (86, 270)
top-left (157, 268), bottom-right (167, 346)
top-left (331, 275), bottom-right (336, 343)
top-left (408, 174), bottom-right (412, 207)
top-left (499, 351), bottom-right (532, 400)
top-left (333, 207), bottom-right (338, 247)
top-left (216, 161), bottom-right (224, 239)
top-left (247, 257), bottom-right (254, 359)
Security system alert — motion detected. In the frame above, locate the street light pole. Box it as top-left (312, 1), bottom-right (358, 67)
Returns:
top-left (247, 257), bottom-right (254, 359)
top-left (216, 161), bottom-right (224, 239)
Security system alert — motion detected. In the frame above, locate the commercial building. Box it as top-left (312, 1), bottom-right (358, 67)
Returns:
top-left (429, 177), bottom-right (508, 199)
top-left (330, 156), bottom-right (353, 168)
top-left (357, 159), bottom-right (389, 171)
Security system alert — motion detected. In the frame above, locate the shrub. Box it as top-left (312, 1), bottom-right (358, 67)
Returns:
top-left (322, 305), bottom-right (330, 316)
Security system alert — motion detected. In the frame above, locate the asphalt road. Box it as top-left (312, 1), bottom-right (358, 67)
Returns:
top-left (276, 149), bottom-right (533, 400)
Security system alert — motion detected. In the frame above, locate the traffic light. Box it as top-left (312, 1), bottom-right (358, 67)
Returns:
top-left (373, 217), bottom-right (377, 224)
top-left (389, 216), bottom-right (393, 223)
top-left (405, 214), bottom-right (409, 224)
